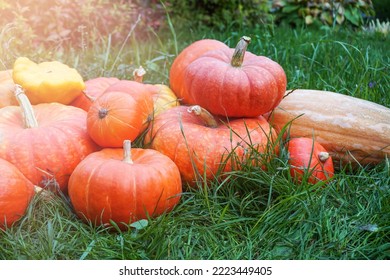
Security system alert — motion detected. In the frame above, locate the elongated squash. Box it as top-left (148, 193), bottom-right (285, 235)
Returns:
top-left (267, 89), bottom-right (390, 166)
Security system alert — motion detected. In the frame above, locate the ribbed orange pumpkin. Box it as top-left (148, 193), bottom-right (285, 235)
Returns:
top-left (68, 140), bottom-right (182, 230)
top-left (145, 105), bottom-right (277, 186)
top-left (184, 36), bottom-right (287, 117)
top-left (0, 158), bottom-right (35, 229)
top-left (86, 80), bottom-right (154, 147)
top-left (169, 39), bottom-right (226, 104)
top-left (287, 137), bottom-right (334, 184)
top-left (0, 86), bottom-right (99, 192)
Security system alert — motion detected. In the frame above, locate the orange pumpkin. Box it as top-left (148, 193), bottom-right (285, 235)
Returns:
top-left (287, 137), bottom-right (334, 184)
top-left (145, 105), bottom-right (277, 186)
top-left (184, 36), bottom-right (287, 117)
top-left (68, 140), bottom-right (182, 230)
top-left (0, 158), bottom-right (35, 229)
top-left (0, 86), bottom-right (99, 192)
top-left (169, 39), bottom-right (226, 104)
top-left (86, 81), bottom-right (154, 147)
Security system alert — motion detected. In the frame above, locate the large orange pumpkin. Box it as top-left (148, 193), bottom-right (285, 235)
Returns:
top-left (68, 140), bottom-right (182, 230)
top-left (183, 36), bottom-right (287, 117)
top-left (169, 39), bottom-right (226, 104)
top-left (0, 158), bottom-right (35, 229)
top-left (86, 80), bottom-right (154, 147)
top-left (0, 86), bottom-right (99, 192)
top-left (145, 105), bottom-right (277, 186)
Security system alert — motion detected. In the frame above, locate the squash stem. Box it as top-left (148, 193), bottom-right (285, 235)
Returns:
top-left (14, 84), bottom-right (39, 128)
top-left (231, 36), bottom-right (251, 67)
top-left (187, 105), bottom-right (218, 128)
top-left (133, 66), bottom-right (146, 83)
top-left (123, 140), bottom-right (134, 164)
top-left (82, 90), bottom-right (96, 102)
top-left (318, 152), bottom-right (329, 162)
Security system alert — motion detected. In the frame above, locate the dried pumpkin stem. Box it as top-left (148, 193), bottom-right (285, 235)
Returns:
top-left (123, 140), bottom-right (134, 164)
top-left (318, 152), bottom-right (329, 162)
top-left (187, 105), bottom-right (218, 128)
top-left (231, 36), bottom-right (251, 67)
top-left (82, 90), bottom-right (96, 102)
top-left (133, 66), bottom-right (146, 83)
top-left (14, 84), bottom-right (39, 128)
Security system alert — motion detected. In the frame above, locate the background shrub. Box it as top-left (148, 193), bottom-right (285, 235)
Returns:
top-left (163, 0), bottom-right (272, 30)
top-left (372, 0), bottom-right (390, 21)
top-left (0, 0), bottom-right (163, 53)
top-left (270, 0), bottom-right (375, 27)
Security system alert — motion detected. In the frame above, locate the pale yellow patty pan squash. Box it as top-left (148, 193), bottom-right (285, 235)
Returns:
top-left (12, 57), bottom-right (85, 104)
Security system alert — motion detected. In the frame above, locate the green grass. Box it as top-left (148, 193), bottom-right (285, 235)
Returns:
top-left (0, 18), bottom-right (389, 260)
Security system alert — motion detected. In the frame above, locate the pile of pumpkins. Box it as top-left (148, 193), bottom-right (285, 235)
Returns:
top-left (1, 36), bottom-right (389, 230)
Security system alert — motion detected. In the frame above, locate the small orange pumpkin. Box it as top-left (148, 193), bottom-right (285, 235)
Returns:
top-left (68, 140), bottom-right (182, 230)
top-left (287, 137), bottom-right (334, 184)
top-left (86, 81), bottom-right (154, 147)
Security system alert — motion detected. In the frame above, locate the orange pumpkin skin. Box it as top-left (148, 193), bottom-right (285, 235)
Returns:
top-left (0, 70), bottom-right (18, 108)
top-left (169, 39), bottom-right (226, 104)
top-left (70, 77), bottom-right (120, 111)
top-left (86, 81), bottom-right (154, 147)
top-left (0, 98), bottom-right (99, 192)
top-left (145, 105), bottom-right (277, 186)
top-left (68, 145), bottom-right (182, 229)
top-left (0, 158), bottom-right (35, 229)
top-left (288, 137), bottom-right (334, 184)
top-left (184, 38), bottom-right (287, 117)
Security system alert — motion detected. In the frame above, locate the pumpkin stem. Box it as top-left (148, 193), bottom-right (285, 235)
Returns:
top-left (82, 90), bottom-right (96, 102)
top-left (231, 36), bottom-right (251, 67)
top-left (133, 66), bottom-right (146, 83)
top-left (187, 105), bottom-right (218, 128)
top-left (318, 152), bottom-right (329, 162)
top-left (123, 140), bottom-right (134, 164)
top-left (14, 84), bottom-right (39, 128)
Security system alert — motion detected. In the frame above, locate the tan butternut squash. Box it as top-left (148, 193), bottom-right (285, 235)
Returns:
top-left (267, 89), bottom-right (390, 166)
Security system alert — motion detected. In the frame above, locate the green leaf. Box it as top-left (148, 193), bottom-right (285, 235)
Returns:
top-left (344, 7), bottom-right (362, 26)
top-left (130, 219), bottom-right (148, 230)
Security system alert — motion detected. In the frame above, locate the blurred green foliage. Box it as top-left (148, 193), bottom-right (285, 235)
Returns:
top-left (162, 0), bottom-right (272, 30)
top-left (270, 0), bottom-right (376, 27)
top-left (372, 0), bottom-right (390, 21)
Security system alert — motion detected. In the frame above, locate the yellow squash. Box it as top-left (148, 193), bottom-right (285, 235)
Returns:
top-left (267, 89), bottom-right (390, 166)
top-left (12, 57), bottom-right (85, 104)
